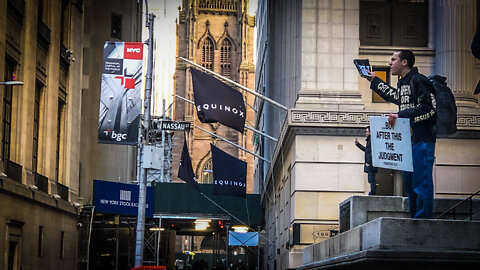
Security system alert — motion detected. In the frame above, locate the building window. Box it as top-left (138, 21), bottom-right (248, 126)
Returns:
top-left (477, 0), bottom-right (480, 25)
top-left (360, 0), bottom-right (428, 47)
top-left (7, 220), bottom-right (23, 270)
top-left (38, 226), bottom-right (43, 257)
top-left (202, 159), bottom-right (213, 184)
top-left (111, 13), bottom-right (122, 39)
top-left (60, 231), bottom-right (64, 259)
top-left (33, 81), bottom-right (44, 173)
top-left (220, 39), bottom-right (232, 78)
top-left (243, 42), bottom-right (247, 59)
top-left (56, 99), bottom-right (66, 183)
top-left (202, 37), bottom-right (214, 70)
top-left (60, 0), bottom-right (70, 47)
top-left (372, 67), bottom-right (390, 103)
top-left (2, 58), bottom-right (16, 162)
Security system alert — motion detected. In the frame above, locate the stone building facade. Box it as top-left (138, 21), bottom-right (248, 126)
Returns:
top-left (0, 0), bottom-right (83, 268)
top-left (173, 0), bottom-right (256, 193)
top-left (255, 0), bottom-right (480, 269)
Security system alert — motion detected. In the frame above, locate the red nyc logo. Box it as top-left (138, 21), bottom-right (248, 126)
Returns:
top-left (124, 42), bottom-right (143, 60)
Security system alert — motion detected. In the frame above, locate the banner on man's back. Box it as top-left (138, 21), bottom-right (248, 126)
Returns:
top-left (370, 116), bottom-right (413, 172)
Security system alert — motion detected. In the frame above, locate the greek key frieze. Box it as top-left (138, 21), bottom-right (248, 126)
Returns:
top-left (457, 115), bottom-right (480, 128)
top-left (291, 110), bottom-right (389, 125)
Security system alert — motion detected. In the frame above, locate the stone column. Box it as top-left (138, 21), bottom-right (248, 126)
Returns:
top-left (297, 0), bottom-right (363, 110)
top-left (435, 0), bottom-right (479, 110)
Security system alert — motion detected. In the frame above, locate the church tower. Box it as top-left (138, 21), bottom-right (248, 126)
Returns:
top-left (173, 0), bottom-right (256, 193)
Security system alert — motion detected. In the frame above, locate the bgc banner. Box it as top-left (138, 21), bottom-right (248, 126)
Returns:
top-left (93, 179), bottom-right (154, 217)
top-left (98, 42), bottom-right (143, 145)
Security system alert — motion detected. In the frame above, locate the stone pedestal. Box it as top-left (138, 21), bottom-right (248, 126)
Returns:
top-left (301, 217), bottom-right (480, 270)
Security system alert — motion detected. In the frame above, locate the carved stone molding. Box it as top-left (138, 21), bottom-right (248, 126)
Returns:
top-left (457, 114), bottom-right (480, 129)
top-left (290, 109), bottom-right (480, 130)
top-left (290, 109), bottom-right (390, 127)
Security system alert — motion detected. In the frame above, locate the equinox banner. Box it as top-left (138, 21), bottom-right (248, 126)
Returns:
top-left (190, 68), bottom-right (246, 132)
top-left (98, 41), bottom-right (143, 145)
top-left (211, 144), bottom-right (246, 197)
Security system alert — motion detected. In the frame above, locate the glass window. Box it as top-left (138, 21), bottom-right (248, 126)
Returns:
top-left (360, 0), bottom-right (428, 47)
top-left (202, 37), bottom-right (214, 70)
top-left (220, 39), bottom-right (232, 78)
top-left (202, 159), bottom-right (213, 184)
top-left (56, 98), bottom-right (66, 183)
top-left (111, 13), bottom-right (122, 39)
top-left (38, 226), bottom-right (43, 257)
top-left (33, 81), bottom-right (44, 173)
top-left (60, 0), bottom-right (70, 47)
top-left (372, 67), bottom-right (390, 103)
top-left (2, 58), bottom-right (16, 161)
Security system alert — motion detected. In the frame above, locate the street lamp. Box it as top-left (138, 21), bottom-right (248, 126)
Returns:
top-left (0, 81), bottom-right (24, 86)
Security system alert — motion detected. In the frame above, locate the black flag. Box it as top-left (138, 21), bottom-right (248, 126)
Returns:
top-left (190, 68), bottom-right (246, 132)
top-left (178, 137), bottom-right (199, 190)
top-left (211, 144), bottom-right (246, 197)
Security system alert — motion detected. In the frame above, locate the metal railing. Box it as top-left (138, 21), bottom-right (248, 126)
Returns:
top-left (57, 182), bottom-right (69, 201)
top-left (34, 172), bottom-right (49, 193)
top-left (6, 159), bottom-right (22, 183)
top-left (436, 190), bottom-right (480, 220)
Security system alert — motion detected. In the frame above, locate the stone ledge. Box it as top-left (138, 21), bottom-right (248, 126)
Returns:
top-left (340, 195), bottom-right (480, 232)
top-left (299, 249), bottom-right (480, 270)
top-left (302, 217), bottom-right (480, 268)
top-left (0, 177), bottom-right (78, 215)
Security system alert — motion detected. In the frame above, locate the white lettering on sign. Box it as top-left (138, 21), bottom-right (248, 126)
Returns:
top-left (126, 48), bottom-right (141, 53)
top-left (370, 116), bottom-right (413, 172)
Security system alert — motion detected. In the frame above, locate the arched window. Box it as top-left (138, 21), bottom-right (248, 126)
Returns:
top-left (220, 39), bottom-right (232, 78)
top-left (202, 37), bottom-right (214, 70)
top-left (202, 159), bottom-right (213, 184)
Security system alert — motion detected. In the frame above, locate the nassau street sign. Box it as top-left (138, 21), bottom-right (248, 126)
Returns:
top-left (153, 120), bottom-right (191, 131)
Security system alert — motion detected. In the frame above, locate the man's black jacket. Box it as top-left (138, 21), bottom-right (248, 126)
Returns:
top-left (356, 136), bottom-right (378, 173)
top-left (370, 67), bottom-right (436, 143)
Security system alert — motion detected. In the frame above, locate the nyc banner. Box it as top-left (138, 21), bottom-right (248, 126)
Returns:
top-left (98, 42), bottom-right (143, 145)
top-left (190, 68), bottom-right (246, 132)
top-left (370, 116), bottom-right (413, 172)
top-left (211, 144), bottom-right (246, 197)
top-left (93, 179), bottom-right (154, 217)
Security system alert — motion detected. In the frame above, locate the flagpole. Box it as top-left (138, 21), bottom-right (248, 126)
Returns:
top-left (195, 125), bottom-right (271, 163)
top-left (174, 94), bottom-right (277, 142)
top-left (135, 1), bottom-right (154, 266)
top-left (177, 56), bottom-right (288, 111)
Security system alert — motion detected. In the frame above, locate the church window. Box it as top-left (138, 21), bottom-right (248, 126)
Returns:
top-left (202, 159), bottom-right (213, 184)
top-left (220, 39), bottom-right (232, 78)
top-left (202, 37), bottom-right (214, 70)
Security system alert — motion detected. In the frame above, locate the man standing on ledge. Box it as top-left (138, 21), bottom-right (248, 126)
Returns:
top-left (355, 126), bottom-right (378, 195)
top-left (363, 50), bottom-right (436, 218)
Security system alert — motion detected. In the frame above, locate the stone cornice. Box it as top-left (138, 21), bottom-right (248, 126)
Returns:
top-left (289, 109), bottom-right (390, 127)
top-left (263, 108), bottom-right (480, 193)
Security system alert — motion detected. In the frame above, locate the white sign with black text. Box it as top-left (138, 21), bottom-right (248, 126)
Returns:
top-left (370, 116), bottom-right (413, 172)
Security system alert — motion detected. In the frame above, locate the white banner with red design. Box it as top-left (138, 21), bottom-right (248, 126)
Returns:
top-left (98, 42), bottom-right (143, 145)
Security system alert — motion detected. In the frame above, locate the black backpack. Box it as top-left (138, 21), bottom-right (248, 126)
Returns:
top-left (428, 75), bottom-right (457, 138)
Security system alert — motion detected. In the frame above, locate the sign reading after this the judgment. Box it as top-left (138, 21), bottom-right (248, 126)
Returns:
top-left (370, 116), bottom-right (413, 172)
